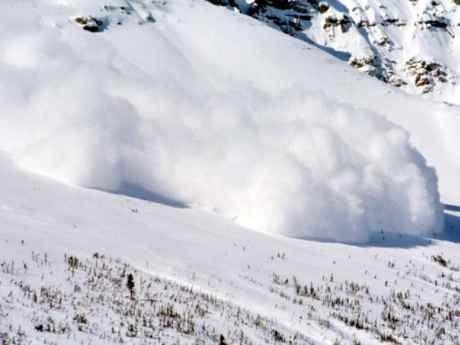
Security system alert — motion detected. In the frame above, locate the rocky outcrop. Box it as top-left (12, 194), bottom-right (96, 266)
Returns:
top-left (73, 2), bottom-right (157, 32)
top-left (323, 14), bottom-right (352, 33)
top-left (349, 55), bottom-right (378, 74)
top-left (405, 58), bottom-right (453, 94)
top-left (74, 16), bottom-right (106, 32)
top-left (205, 0), bottom-right (459, 101)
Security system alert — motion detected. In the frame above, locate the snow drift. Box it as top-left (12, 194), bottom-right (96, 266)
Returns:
top-left (0, 0), bottom-right (445, 242)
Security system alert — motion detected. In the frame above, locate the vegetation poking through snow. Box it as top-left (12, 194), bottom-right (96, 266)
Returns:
top-left (267, 263), bottom-right (460, 344)
top-left (0, 251), bottom-right (309, 345)
top-left (1, 246), bottom-right (459, 345)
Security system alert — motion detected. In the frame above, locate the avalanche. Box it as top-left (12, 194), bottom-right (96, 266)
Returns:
top-left (1, 1), bottom-right (460, 344)
top-left (0, 0), bottom-right (457, 241)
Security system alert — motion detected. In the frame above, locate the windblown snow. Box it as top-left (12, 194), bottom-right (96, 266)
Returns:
top-left (0, 0), bottom-right (458, 242)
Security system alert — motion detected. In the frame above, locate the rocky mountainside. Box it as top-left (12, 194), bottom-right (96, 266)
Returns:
top-left (210, 0), bottom-right (460, 103)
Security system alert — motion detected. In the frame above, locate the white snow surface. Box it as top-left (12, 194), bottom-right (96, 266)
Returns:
top-left (0, 0), bottom-right (459, 242)
top-left (1, 154), bottom-right (460, 345)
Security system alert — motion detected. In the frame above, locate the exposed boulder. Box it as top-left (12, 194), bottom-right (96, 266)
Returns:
top-left (349, 55), bottom-right (377, 72)
top-left (318, 2), bottom-right (329, 13)
top-left (405, 57), bottom-right (452, 93)
top-left (323, 14), bottom-right (352, 33)
top-left (74, 16), bottom-right (105, 33)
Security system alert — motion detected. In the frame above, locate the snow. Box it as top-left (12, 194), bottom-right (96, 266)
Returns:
top-left (0, 0), bottom-right (457, 242)
top-left (0, 1), bottom-right (460, 342)
top-left (297, 0), bottom-right (460, 102)
top-left (1, 153), bottom-right (460, 345)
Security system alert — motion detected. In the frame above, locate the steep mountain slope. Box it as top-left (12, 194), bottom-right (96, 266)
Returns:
top-left (212, 0), bottom-right (460, 103)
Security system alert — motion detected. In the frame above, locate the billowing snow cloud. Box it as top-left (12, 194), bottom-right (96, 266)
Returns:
top-left (0, 1), bottom-right (444, 242)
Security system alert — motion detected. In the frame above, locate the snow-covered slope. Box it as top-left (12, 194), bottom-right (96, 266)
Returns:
top-left (1, 155), bottom-right (460, 345)
top-left (215, 0), bottom-right (460, 103)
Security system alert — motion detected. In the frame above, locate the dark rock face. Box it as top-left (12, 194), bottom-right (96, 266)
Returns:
top-left (425, 19), bottom-right (449, 28)
top-left (323, 14), bottom-right (352, 32)
top-left (74, 16), bottom-right (105, 33)
top-left (418, 17), bottom-right (450, 30)
top-left (203, 0), bottom-right (458, 97)
top-left (207, 0), bottom-right (231, 6)
top-left (267, 0), bottom-right (297, 10)
top-left (318, 2), bottom-right (329, 13)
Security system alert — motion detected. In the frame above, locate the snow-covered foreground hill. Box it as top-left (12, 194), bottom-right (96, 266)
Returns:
top-left (0, 157), bottom-right (460, 344)
top-left (1, 151), bottom-right (460, 345)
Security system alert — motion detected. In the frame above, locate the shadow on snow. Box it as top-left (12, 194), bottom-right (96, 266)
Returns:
top-left (97, 182), bottom-right (188, 209)
top-left (297, 205), bottom-right (460, 248)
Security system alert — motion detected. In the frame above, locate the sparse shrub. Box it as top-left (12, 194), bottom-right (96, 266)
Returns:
top-left (272, 328), bottom-right (285, 342)
top-left (67, 256), bottom-right (79, 275)
top-left (127, 273), bottom-right (135, 300)
top-left (432, 254), bottom-right (448, 267)
top-left (73, 313), bottom-right (88, 332)
top-left (219, 334), bottom-right (228, 345)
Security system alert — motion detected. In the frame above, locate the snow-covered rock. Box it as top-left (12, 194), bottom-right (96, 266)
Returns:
top-left (213, 0), bottom-right (460, 103)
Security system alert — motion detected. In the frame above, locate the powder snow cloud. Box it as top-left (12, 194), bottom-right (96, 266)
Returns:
top-left (0, 0), bottom-right (444, 242)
